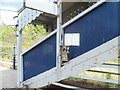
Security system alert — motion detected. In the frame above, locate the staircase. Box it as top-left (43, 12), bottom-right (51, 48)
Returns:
top-left (74, 59), bottom-right (120, 84)
top-left (17, 0), bottom-right (120, 88)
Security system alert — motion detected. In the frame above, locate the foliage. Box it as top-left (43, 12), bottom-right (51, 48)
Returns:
top-left (0, 25), bottom-right (16, 45)
top-left (0, 24), bottom-right (48, 60)
top-left (22, 24), bottom-right (48, 47)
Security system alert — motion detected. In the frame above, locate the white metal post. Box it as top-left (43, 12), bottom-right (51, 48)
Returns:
top-left (16, 29), bottom-right (23, 87)
top-left (56, 0), bottom-right (62, 81)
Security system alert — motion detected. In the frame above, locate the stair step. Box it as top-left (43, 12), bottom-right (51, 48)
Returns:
top-left (87, 70), bottom-right (120, 75)
top-left (52, 83), bottom-right (85, 89)
top-left (103, 63), bottom-right (120, 66)
top-left (98, 64), bottom-right (120, 69)
top-left (72, 76), bottom-right (120, 84)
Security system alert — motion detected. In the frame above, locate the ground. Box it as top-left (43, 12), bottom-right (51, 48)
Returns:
top-left (0, 66), bottom-right (17, 89)
top-left (0, 64), bottom-right (119, 89)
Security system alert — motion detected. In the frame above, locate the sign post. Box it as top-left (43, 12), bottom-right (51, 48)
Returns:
top-left (13, 44), bottom-right (16, 70)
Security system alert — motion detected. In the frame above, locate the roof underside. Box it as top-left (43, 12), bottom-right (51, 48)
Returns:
top-left (17, 1), bottom-right (97, 31)
top-left (32, 2), bottom-right (96, 30)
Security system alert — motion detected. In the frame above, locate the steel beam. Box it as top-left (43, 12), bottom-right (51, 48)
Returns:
top-left (73, 76), bottom-right (120, 84)
top-left (87, 70), bottom-right (120, 75)
top-left (98, 64), bottom-right (120, 69)
top-left (56, 0), bottom-right (63, 81)
top-left (16, 29), bottom-right (23, 87)
top-left (52, 83), bottom-right (84, 89)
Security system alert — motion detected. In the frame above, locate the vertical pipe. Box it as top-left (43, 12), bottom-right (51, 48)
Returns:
top-left (56, 0), bottom-right (62, 81)
top-left (16, 29), bottom-right (23, 87)
top-left (13, 44), bottom-right (16, 70)
top-left (48, 23), bottom-right (53, 33)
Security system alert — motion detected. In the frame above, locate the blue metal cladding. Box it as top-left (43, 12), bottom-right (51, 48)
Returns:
top-left (118, 1), bottom-right (120, 35)
top-left (64, 2), bottom-right (120, 60)
top-left (23, 34), bottom-right (56, 81)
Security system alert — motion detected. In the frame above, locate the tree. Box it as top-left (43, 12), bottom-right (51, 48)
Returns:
top-left (22, 24), bottom-right (48, 47)
top-left (0, 25), bottom-right (16, 45)
top-left (0, 24), bottom-right (48, 60)
top-left (0, 24), bottom-right (48, 48)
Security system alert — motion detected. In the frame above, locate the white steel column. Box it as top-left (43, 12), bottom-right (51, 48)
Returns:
top-left (56, 0), bottom-right (62, 81)
top-left (16, 29), bottom-right (23, 87)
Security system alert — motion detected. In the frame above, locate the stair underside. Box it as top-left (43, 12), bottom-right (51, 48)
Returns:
top-left (22, 36), bottom-right (120, 88)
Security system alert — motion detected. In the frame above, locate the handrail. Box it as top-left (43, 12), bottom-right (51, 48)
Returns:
top-left (21, 0), bottom-right (107, 55)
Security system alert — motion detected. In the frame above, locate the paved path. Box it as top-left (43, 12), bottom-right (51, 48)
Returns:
top-left (0, 66), bottom-right (17, 89)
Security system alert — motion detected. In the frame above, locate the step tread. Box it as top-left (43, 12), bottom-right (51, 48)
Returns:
top-left (98, 64), bottom-right (120, 69)
top-left (52, 82), bottom-right (87, 89)
top-left (72, 76), bottom-right (120, 84)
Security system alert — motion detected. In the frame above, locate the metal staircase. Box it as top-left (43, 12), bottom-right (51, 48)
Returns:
top-left (16, 0), bottom-right (120, 88)
top-left (74, 60), bottom-right (120, 84)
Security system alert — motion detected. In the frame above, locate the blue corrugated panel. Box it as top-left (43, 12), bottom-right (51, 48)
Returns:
top-left (64, 2), bottom-right (120, 60)
top-left (118, 1), bottom-right (120, 35)
top-left (23, 34), bottom-right (56, 81)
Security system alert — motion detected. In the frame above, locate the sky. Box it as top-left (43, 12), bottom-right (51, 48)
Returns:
top-left (0, 0), bottom-right (119, 26)
top-left (0, 0), bottom-right (23, 26)
top-left (0, 0), bottom-right (52, 26)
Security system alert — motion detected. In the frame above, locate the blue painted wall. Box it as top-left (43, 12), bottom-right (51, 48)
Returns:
top-left (64, 2), bottom-right (119, 60)
top-left (118, 1), bottom-right (120, 35)
top-left (23, 34), bottom-right (56, 81)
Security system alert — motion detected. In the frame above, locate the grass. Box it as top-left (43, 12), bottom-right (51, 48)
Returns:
top-left (67, 77), bottom-right (120, 88)
top-left (0, 60), bottom-right (13, 69)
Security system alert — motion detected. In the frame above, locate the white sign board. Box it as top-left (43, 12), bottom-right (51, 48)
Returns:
top-left (65, 33), bottom-right (80, 46)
